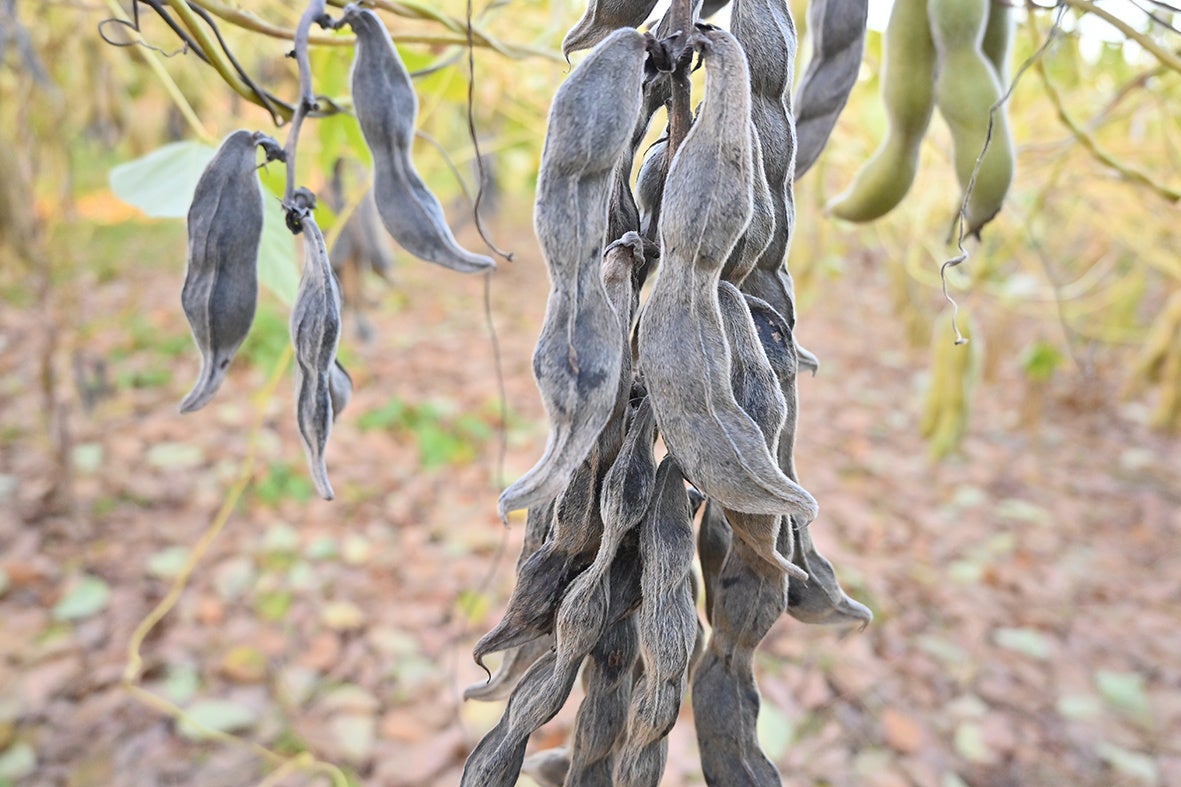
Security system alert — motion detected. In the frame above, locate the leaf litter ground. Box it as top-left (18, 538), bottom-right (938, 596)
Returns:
top-left (0, 212), bottom-right (1178, 786)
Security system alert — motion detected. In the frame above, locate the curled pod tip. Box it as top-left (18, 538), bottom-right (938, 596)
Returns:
top-left (180, 129), bottom-right (267, 414)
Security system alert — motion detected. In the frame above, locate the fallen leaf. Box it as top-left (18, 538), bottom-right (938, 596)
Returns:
top-left (52, 576), bottom-right (110, 621)
top-left (177, 699), bottom-right (259, 740)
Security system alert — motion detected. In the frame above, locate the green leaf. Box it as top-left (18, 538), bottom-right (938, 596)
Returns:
top-left (0, 742), bottom-right (36, 781)
top-left (147, 546), bottom-right (190, 579)
top-left (258, 196), bottom-right (299, 305)
top-left (993, 627), bottom-right (1054, 661)
top-left (1056, 693), bottom-right (1102, 720)
top-left (109, 141), bottom-right (216, 218)
top-left (953, 720), bottom-right (991, 763)
top-left (1021, 341), bottom-right (1064, 382)
top-left (163, 664), bottom-right (201, 706)
top-left (178, 699), bottom-right (259, 740)
top-left (1096, 669), bottom-right (1151, 720)
top-left (1095, 743), bottom-right (1159, 784)
top-left (52, 575), bottom-right (111, 621)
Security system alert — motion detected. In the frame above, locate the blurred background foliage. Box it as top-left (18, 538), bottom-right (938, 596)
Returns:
top-left (2, 0), bottom-right (1178, 467)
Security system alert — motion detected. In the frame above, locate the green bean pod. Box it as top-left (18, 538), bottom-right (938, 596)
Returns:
top-left (826, 0), bottom-right (937, 222)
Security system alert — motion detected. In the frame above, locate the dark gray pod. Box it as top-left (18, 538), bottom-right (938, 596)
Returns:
top-left (344, 6), bottom-right (493, 273)
top-left (562, 0), bottom-right (661, 57)
top-left (497, 28), bottom-right (648, 519)
top-left (180, 129), bottom-right (269, 413)
top-left (793, 0), bottom-right (869, 177)
top-left (639, 29), bottom-right (817, 521)
top-left (290, 215), bottom-right (342, 500)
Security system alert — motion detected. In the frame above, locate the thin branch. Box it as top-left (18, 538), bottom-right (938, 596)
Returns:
top-left (183, 0), bottom-right (293, 122)
top-left (161, 0), bottom-right (291, 120)
top-left (665, 0), bottom-right (697, 166)
top-left (1031, 8), bottom-right (1181, 203)
top-left (937, 4), bottom-right (1067, 344)
top-left (322, 0), bottom-right (561, 60)
top-left (101, 0), bottom-right (213, 142)
top-left (282, 0), bottom-right (328, 214)
top-left (1059, 0), bottom-right (1181, 74)
top-left (465, 0), bottom-right (513, 260)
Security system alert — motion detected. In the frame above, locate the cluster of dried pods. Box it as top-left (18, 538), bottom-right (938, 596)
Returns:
top-left (178, 3), bottom-right (492, 499)
top-left (467, 1), bottom-right (872, 784)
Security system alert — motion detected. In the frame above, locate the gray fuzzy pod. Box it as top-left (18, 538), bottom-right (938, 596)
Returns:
top-left (793, 0), bottom-right (869, 177)
top-left (179, 129), bottom-right (266, 413)
top-left (344, 6), bottom-right (493, 273)
top-left (290, 216), bottom-right (342, 500)
top-left (640, 29), bottom-right (817, 521)
top-left (498, 29), bottom-right (648, 519)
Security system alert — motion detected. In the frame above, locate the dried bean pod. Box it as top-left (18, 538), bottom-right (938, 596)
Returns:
top-left (613, 457), bottom-right (696, 786)
top-left (741, 267), bottom-right (819, 384)
top-left (693, 535), bottom-right (788, 786)
top-left (328, 360), bottom-right (351, 420)
top-left (701, 0), bottom-right (730, 17)
top-left (718, 283), bottom-right (808, 579)
top-left (179, 130), bottom-right (269, 413)
top-left (640, 29), bottom-right (817, 520)
top-left (785, 521), bottom-right (872, 626)
top-left (826, 0), bottom-right (936, 222)
top-left (465, 502), bottom-right (556, 701)
top-left (635, 138), bottom-right (667, 235)
top-left (521, 748), bottom-right (570, 787)
top-left (698, 499), bottom-right (732, 626)
top-left (330, 188), bottom-right (395, 282)
top-left (600, 233), bottom-right (648, 450)
top-left (343, 6), bottom-right (494, 273)
top-left (563, 0), bottom-right (661, 57)
top-left (476, 423), bottom-right (617, 664)
top-left (720, 125), bottom-right (775, 286)
top-left (731, 0), bottom-right (798, 275)
top-left (465, 635), bottom-right (554, 702)
top-left (793, 0), bottom-right (870, 177)
top-left (461, 528), bottom-right (643, 787)
top-left (290, 214), bottom-right (342, 500)
top-left (498, 29), bottom-right (648, 518)
top-left (565, 611), bottom-right (641, 785)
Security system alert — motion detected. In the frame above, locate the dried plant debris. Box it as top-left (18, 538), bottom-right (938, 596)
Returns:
top-left (343, 5), bottom-right (494, 272)
top-left (497, 29), bottom-right (649, 519)
top-left (180, 130), bottom-right (274, 413)
top-left (793, 0), bottom-right (869, 177)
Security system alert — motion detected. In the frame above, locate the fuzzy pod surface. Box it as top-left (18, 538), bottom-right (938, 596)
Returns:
top-left (290, 214), bottom-right (342, 500)
top-left (344, 6), bottom-right (494, 273)
top-left (793, 0), bottom-right (869, 177)
top-left (497, 28), bottom-right (649, 519)
top-left (180, 129), bottom-right (268, 413)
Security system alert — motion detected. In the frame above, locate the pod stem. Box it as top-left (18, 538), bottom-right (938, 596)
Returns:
top-left (282, 0), bottom-right (332, 218)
